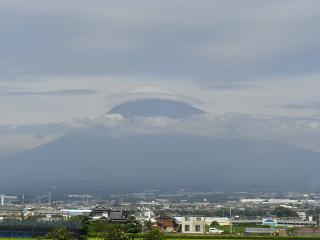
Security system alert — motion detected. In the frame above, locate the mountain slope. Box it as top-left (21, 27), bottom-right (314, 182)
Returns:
top-left (1, 133), bottom-right (320, 193)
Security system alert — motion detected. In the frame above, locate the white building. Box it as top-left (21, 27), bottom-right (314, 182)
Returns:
top-left (205, 217), bottom-right (230, 226)
top-left (180, 216), bottom-right (206, 234)
top-left (240, 198), bottom-right (298, 204)
top-left (297, 211), bottom-right (307, 221)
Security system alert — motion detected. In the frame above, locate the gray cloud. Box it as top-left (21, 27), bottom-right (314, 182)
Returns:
top-left (0, 123), bottom-right (69, 158)
top-left (280, 101), bottom-right (320, 110)
top-left (1, 1), bottom-right (320, 156)
top-left (200, 82), bottom-right (258, 90)
top-left (1, 89), bottom-right (98, 96)
top-left (0, 0), bottom-right (320, 81)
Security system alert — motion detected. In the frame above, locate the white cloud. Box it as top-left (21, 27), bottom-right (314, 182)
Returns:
top-left (1, 109), bottom-right (320, 158)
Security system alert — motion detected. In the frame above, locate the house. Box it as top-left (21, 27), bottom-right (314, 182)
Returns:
top-left (89, 205), bottom-right (109, 220)
top-left (89, 205), bottom-right (128, 223)
top-left (180, 216), bottom-right (205, 234)
top-left (153, 217), bottom-right (178, 232)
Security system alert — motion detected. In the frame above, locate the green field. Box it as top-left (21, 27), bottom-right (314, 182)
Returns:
top-left (0, 237), bottom-right (230, 240)
top-left (1, 237), bottom-right (320, 240)
top-left (0, 238), bottom-right (317, 240)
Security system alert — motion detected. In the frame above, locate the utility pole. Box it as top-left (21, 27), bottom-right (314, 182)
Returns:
top-left (48, 191), bottom-right (52, 207)
top-left (0, 195), bottom-right (4, 206)
top-left (229, 206), bottom-right (233, 234)
top-left (86, 195), bottom-right (89, 206)
top-left (120, 194), bottom-right (123, 212)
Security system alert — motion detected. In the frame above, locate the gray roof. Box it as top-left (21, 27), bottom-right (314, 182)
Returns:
top-left (108, 211), bottom-right (124, 220)
top-left (246, 228), bottom-right (278, 233)
top-left (91, 205), bottom-right (108, 211)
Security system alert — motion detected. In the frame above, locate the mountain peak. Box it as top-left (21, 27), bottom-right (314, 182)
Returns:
top-left (106, 98), bottom-right (205, 118)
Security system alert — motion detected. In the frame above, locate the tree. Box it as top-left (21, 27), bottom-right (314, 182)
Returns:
top-left (46, 227), bottom-right (75, 240)
top-left (271, 207), bottom-right (298, 218)
top-left (102, 225), bottom-right (133, 240)
top-left (89, 220), bottom-right (109, 233)
top-left (142, 229), bottom-right (165, 240)
top-left (78, 216), bottom-right (89, 240)
top-left (143, 220), bottom-right (153, 231)
top-left (124, 216), bottom-right (142, 234)
top-left (210, 221), bottom-right (221, 228)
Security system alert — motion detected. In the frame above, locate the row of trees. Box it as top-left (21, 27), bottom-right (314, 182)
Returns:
top-left (46, 226), bottom-right (164, 240)
top-left (45, 216), bottom-right (164, 240)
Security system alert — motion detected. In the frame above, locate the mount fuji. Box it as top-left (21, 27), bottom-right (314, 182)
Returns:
top-left (1, 98), bottom-right (320, 194)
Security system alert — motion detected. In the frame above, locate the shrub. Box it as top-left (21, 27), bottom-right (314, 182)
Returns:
top-left (142, 229), bottom-right (165, 240)
top-left (46, 227), bottom-right (76, 240)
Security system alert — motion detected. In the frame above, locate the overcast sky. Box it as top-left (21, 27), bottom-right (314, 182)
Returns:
top-left (1, 0), bottom-right (320, 155)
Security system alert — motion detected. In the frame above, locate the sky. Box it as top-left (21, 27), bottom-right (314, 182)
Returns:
top-left (1, 0), bottom-right (320, 156)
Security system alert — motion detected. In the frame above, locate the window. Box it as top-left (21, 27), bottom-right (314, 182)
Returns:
top-left (184, 216), bottom-right (190, 221)
top-left (184, 225), bottom-right (190, 232)
top-left (196, 217), bottom-right (202, 221)
top-left (195, 225), bottom-right (201, 232)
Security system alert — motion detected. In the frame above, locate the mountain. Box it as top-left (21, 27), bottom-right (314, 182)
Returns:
top-left (1, 133), bottom-right (320, 193)
top-left (1, 98), bottom-right (320, 194)
top-left (107, 98), bottom-right (205, 118)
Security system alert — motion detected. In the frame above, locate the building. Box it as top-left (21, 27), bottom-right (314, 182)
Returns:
top-left (180, 216), bottom-right (205, 234)
top-left (89, 205), bottom-right (128, 223)
top-left (240, 198), bottom-right (298, 204)
top-left (60, 209), bottom-right (92, 218)
top-left (89, 205), bottom-right (109, 220)
top-left (205, 217), bottom-right (230, 226)
top-left (153, 217), bottom-right (178, 233)
top-left (297, 211), bottom-right (307, 221)
top-left (277, 219), bottom-right (317, 227)
top-left (0, 206), bottom-right (23, 220)
top-left (245, 228), bottom-right (287, 236)
top-left (236, 218), bottom-right (317, 227)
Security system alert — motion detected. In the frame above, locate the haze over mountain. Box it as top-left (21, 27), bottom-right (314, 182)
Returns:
top-left (1, 98), bottom-right (320, 194)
